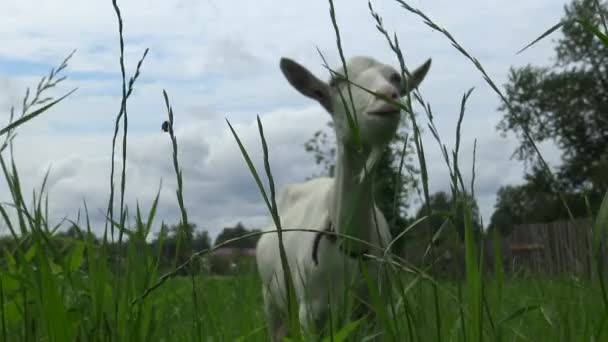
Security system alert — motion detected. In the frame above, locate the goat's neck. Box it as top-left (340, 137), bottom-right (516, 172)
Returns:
top-left (329, 143), bottom-right (380, 250)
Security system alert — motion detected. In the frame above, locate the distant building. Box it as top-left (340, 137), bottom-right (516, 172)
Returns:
top-left (203, 247), bottom-right (257, 275)
top-left (209, 247), bottom-right (256, 258)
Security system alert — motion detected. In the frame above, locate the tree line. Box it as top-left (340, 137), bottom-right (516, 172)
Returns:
top-left (307, 0), bottom-right (606, 246)
top-left (0, 0), bottom-right (602, 277)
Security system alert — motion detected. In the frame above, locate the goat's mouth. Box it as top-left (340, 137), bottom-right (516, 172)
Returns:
top-left (367, 109), bottom-right (400, 117)
top-left (366, 103), bottom-right (401, 117)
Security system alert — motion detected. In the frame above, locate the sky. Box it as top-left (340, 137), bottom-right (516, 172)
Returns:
top-left (0, 0), bottom-right (570, 240)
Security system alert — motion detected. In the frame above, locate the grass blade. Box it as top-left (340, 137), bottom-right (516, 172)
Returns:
top-left (578, 19), bottom-right (608, 46)
top-left (226, 118), bottom-right (301, 340)
top-left (497, 305), bottom-right (540, 327)
top-left (517, 22), bottom-right (564, 54)
top-left (0, 89), bottom-right (76, 137)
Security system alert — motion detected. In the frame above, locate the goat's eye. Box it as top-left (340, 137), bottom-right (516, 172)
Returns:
top-left (390, 73), bottom-right (401, 84)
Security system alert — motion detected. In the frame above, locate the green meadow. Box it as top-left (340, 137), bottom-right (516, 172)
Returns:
top-left (1, 0), bottom-right (607, 341)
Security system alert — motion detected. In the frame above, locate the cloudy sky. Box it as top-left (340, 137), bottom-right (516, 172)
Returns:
top-left (0, 0), bottom-right (568, 239)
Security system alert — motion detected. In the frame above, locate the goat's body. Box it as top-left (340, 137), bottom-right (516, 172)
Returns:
top-left (257, 55), bottom-right (430, 340)
top-left (256, 177), bottom-right (391, 339)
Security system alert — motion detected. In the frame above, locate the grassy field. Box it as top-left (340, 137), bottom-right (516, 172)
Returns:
top-left (147, 274), bottom-right (606, 341)
top-left (149, 275), bottom-right (266, 341)
top-left (1, 0), bottom-right (608, 341)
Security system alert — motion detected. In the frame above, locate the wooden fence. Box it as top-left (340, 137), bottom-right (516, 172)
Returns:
top-left (398, 219), bottom-right (605, 278)
top-left (487, 219), bottom-right (605, 276)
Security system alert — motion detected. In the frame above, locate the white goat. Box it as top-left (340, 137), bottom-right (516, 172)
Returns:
top-left (256, 55), bottom-right (431, 340)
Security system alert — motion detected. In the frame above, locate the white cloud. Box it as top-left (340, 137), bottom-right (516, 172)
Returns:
top-left (0, 0), bottom-right (571, 238)
top-left (2, 105), bottom-right (325, 237)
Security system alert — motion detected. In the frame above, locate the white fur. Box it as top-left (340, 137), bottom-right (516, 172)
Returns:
top-left (256, 55), bottom-right (431, 340)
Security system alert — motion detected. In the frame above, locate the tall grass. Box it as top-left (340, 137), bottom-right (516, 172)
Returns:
top-left (0, 0), bottom-right (606, 341)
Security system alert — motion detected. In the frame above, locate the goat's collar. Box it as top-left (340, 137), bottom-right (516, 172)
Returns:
top-left (311, 222), bottom-right (370, 266)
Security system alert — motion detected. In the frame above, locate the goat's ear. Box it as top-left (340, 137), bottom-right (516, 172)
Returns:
top-left (401, 58), bottom-right (432, 96)
top-left (280, 57), bottom-right (332, 113)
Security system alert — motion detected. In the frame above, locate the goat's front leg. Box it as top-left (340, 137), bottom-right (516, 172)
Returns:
top-left (262, 288), bottom-right (289, 342)
top-left (298, 300), bottom-right (329, 339)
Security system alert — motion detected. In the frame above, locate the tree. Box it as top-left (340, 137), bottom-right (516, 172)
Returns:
top-left (413, 191), bottom-right (481, 243)
top-left (304, 121), bottom-right (337, 178)
top-left (168, 222), bottom-right (195, 258)
top-left (152, 222), bottom-right (196, 270)
top-left (214, 222), bottom-right (260, 249)
top-left (55, 224), bottom-right (98, 244)
top-left (414, 191), bottom-right (452, 233)
top-left (497, 0), bottom-right (608, 202)
top-left (489, 166), bottom-right (596, 235)
top-left (192, 230), bottom-right (212, 252)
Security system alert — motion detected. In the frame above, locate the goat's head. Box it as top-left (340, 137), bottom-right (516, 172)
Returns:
top-left (280, 55), bottom-right (431, 148)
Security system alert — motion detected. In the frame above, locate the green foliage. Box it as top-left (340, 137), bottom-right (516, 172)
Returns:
top-left (150, 222), bottom-right (202, 271)
top-left (0, 50), bottom-right (76, 152)
top-left (490, 0), bottom-right (608, 232)
top-left (304, 121), bottom-right (337, 178)
top-left (206, 255), bottom-right (256, 276)
top-left (497, 0), bottom-right (608, 197)
top-left (227, 115), bottom-right (302, 340)
top-left (214, 222), bottom-right (261, 249)
top-left (192, 230), bottom-right (212, 252)
top-left (487, 170), bottom-right (599, 235)
top-left (413, 191), bottom-right (481, 243)
top-left (56, 224), bottom-right (99, 244)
